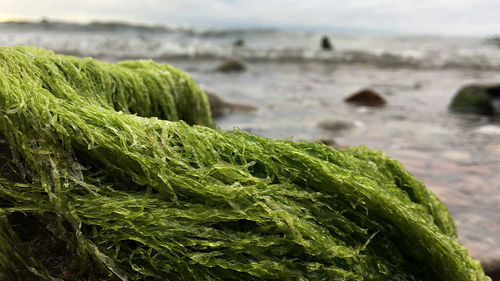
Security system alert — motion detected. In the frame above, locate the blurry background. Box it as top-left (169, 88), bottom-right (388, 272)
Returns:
top-left (1, 0), bottom-right (499, 276)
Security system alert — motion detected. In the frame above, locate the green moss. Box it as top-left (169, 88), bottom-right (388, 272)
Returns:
top-left (450, 85), bottom-right (495, 115)
top-left (0, 46), bottom-right (490, 280)
top-left (0, 46), bottom-right (214, 128)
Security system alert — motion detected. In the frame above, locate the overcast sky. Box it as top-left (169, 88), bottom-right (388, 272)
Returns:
top-left (1, 0), bottom-right (499, 36)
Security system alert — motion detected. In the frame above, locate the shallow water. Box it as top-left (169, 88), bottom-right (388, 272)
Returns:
top-left (169, 59), bottom-right (500, 262)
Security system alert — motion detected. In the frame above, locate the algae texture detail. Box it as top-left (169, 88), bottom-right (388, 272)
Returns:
top-left (0, 46), bottom-right (490, 280)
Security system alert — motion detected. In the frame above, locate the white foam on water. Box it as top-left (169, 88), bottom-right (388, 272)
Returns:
top-left (475, 125), bottom-right (500, 135)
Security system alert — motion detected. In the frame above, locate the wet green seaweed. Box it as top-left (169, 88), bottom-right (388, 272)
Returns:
top-left (0, 46), bottom-right (490, 280)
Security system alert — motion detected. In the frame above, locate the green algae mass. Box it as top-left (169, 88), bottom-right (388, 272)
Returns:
top-left (0, 46), bottom-right (489, 280)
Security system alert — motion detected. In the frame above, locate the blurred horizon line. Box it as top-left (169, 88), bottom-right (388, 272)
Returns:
top-left (0, 16), bottom-right (493, 38)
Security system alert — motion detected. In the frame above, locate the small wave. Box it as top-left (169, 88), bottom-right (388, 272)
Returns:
top-left (180, 27), bottom-right (280, 37)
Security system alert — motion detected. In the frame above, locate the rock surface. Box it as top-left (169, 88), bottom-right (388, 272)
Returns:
top-left (450, 84), bottom-right (500, 115)
top-left (233, 38), bottom-right (244, 47)
top-left (485, 36), bottom-right (500, 48)
top-left (482, 257), bottom-right (500, 281)
top-left (320, 36), bottom-right (333, 51)
top-left (311, 137), bottom-right (336, 147)
top-left (205, 91), bottom-right (256, 118)
top-left (344, 88), bottom-right (387, 107)
top-left (318, 119), bottom-right (355, 133)
top-left (216, 59), bottom-right (246, 72)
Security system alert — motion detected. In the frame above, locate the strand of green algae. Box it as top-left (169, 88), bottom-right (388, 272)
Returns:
top-left (0, 46), bottom-right (490, 280)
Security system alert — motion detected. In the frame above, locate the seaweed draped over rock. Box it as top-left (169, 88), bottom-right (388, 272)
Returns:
top-left (0, 46), bottom-right (214, 128)
top-left (0, 46), bottom-right (490, 281)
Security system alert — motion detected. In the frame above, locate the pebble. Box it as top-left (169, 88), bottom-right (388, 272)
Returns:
top-left (318, 119), bottom-right (356, 133)
top-left (344, 88), bottom-right (387, 107)
top-left (216, 59), bottom-right (246, 72)
top-left (310, 137), bottom-right (336, 146)
top-left (482, 257), bottom-right (500, 281)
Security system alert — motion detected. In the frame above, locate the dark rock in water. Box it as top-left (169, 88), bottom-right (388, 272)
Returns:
top-left (321, 36), bottom-right (333, 51)
top-left (344, 89), bottom-right (387, 107)
top-left (205, 91), bottom-right (256, 118)
top-left (233, 38), bottom-right (245, 47)
top-left (484, 36), bottom-right (500, 48)
top-left (206, 92), bottom-right (228, 117)
top-left (311, 137), bottom-right (336, 147)
top-left (318, 119), bottom-right (355, 133)
top-left (216, 59), bottom-right (246, 72)
top-left (450, 84), bottom-right (500, 115)
top-left (481, 256), bottom-right (500, 281)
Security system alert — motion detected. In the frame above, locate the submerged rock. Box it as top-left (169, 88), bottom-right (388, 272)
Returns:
top-left (233, 38), bottom-right (245, 47)
top-left (321, 36), bottom-right (334, 51)
top-left (311, 137), bottom-right (336, 147)
top-left (450, 84), bottom-right (500, 115)
top-left (205, 91), bottom-right (256, 118)
top-left (482, 256), bottom-right (500, 281)
top-left (344, 88), bottom-right (387, 107)
top-left (318, 119), bottom-right (355, 133)
top-left (484, 36), bottom-right (500, 48)
top-left (216, 59), bottom-right (246, 72)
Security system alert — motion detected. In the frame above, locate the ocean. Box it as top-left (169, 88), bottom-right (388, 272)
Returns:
top-left (1, 20), bottom-right (500, 265)
top-left (2, 20), bottom-right (500, 69)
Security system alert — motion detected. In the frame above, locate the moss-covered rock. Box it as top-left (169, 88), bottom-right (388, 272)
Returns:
top-left (0, 46), bottom-right (215, 128)
top-left (318, 119), bottom-right (355, 133)
top-left (216, 59), bottom-right (246, 72)
top-left (0, 46), bottom-right (491, 281)
top-left (450, 84), bottom-right (500, 115)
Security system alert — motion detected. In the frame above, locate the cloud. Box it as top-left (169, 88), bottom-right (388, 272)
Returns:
top-left (1, 0), bottom-right (500, 35)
